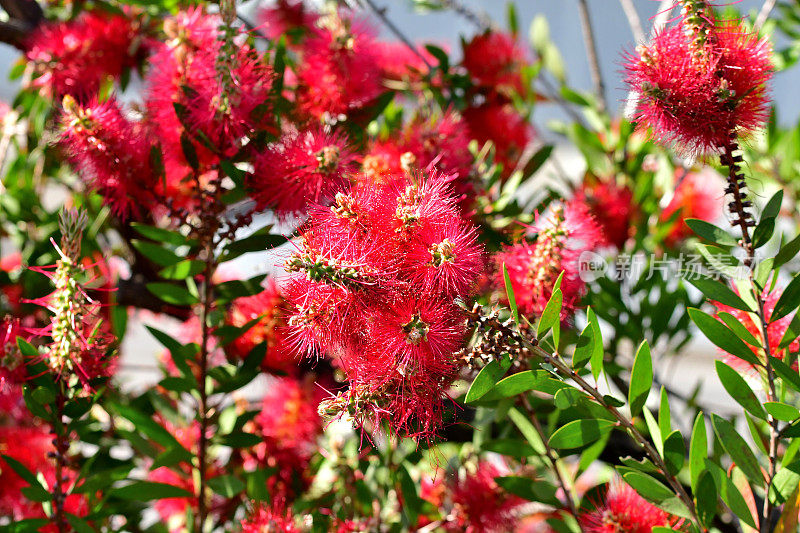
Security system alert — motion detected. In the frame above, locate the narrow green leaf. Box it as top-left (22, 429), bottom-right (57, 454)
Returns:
top-left (711, 415), bottom-right (764, 487)
top-left (548, 419), bottom-right (615, 449)
top-left (688, 308), bottom-right (760, 366)
top-left (779, 314), bottom-right (800, 348)
top-left (687, 278), bottom-right (753, 312)
top-left (704, 459), bottom-right (758, 528)
top-left (685, 218), bottom-right (738, 246)
top-left (689, 411), bottom-right (708, 492)
top-left (587, 307), bottom-right (604, 380)
top-left (508, 407), bottom-right (547, 455)
top-left (130, 223), bottom-right (189, 246)
top-left (718, 312), bottom-right (762, 347)
top-left (628, 340), bottom-right (653, 417)
top-left (465, 360), bottom-right (506, 404)
top-left (130, 240), bottom-right (182, 267)
top-left (775, 233), bottom-right (800, 268)
top-left (753, 217), bottom-right (776, 248)
top-left (763, 190), bottom-right (784, 219)
top-left (695, 472), bottom-right (718, 528)
top-left (658, 387), bottom-right (671, 440)
top-left (663, 430), bottom-right (685, 475)
top-left (572, 325), bottom-right (594, 369)
top-left (110, 481), bottom-right (193, 500)
top-left (479, 371), bottom-right (544, 401)
top-left (208, 475), bottom-right (245, 498)
top-left (537, 288), bottom-right (562, 337)
top-left (503, 263), bottom-right (519, 326)
top-left (765, 402), bottom-right (800, 422)
top-left (770, 460), bottom-right (800, 505)
top-left (146, 283), bottom-right (198, 306)
top-left (622, 471), bottom-right (675, 502)
top-left (715, 361), bottom-right (767, 420)
top-left (158, 260), bottom-right (205, 280)
top-left (642, 407), bottom-right (663, 455)
top-left (773, 273), bottom-right (800, 322)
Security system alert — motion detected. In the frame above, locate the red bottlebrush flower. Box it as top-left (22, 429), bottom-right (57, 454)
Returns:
top-left (59, 96), bottom-right (157, 219)
top-left (495, 202), bottom-right (602, 317)
top-left (0, 426), bottom-right (88, 523)
top-left (661, 169), bottom-right (723, 246)
top-left (462, 31), bottom-right (528, 97)
top-left (400, 214), bottom-right (483, 298)
top-left (242, 501), bottom-right (300, 533)
top-left (145, 9), bottom-right (274, 180)
top-left (248, 127), bottom-right (356, 215)
top-left (401, 110), bottom-right (474, 193)
top-left (227, 280), bottom-right (294, 372)
top-left (713, 286), bottom-right (800, 369)
top-left (257, 0), bottom-right (318, 43)
top-left (376, 41), bottom-right (434, 82)
top-left (445, 461), bottom-right (524, 533)
top-left (25, 10), bottom-right (142, 98)
top-left (284, 171), bottom-right (481, 438)
top-left (574, 179), bottom-right (636, 249)
top-left (361, 140), bottom-right (405, 184)
top-left (463, 103), bottom-right (533, 177)
top-left (580, 482), bottom-right (674, 533)
top-left (296, 13), bottom-right (383, 120)
top-left (624, 21), bottom-right (772, 154)
top-left (246, 376), bottom-right (324, 496)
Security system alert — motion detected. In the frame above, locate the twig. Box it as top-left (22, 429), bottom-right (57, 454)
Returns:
top-left (522, 395), bottom-right (583, 528)
top-left (50, 387), bottom-right (69, 533)
top-left (754, 0), bottom-right (777, 33)
top-left (577, 0), bottom-right (607, 113)
top-left (619, 0), bottom-right (646, 43)
top-left (360, 0), bottom-right (433, 72)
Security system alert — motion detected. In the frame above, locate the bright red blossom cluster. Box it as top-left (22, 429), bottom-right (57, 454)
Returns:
top-left (579, 482), bottom-right (674, 533)
top-left (284, 170), bottom-right (482, 437)
top-left (625, 15), bottom-right (773, 154)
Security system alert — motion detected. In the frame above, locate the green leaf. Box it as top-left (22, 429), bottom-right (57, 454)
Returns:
top-left (775, 233), bottom-right (800, 268)
top-left (537, 288), bottom-right (562, 337)
top-left (130, 240), bottom-right (182, 267)
top-left (495, 476), bottom-right (560, 506)
top-left (689, 413), bottom-right (707, 492)
top-left (715, 361), bottom-right (767, 420)
top-left (622, 470), bottom-right (675, 502)
top-left (763, 190), bottom-right (784, 219)
top-left (773, 274), bottom-right (800, 322)
top-left (502, 263), bottom-right (519, 326)
top-left (159, 260), bottom-right (205, 280)
top-left (110, 481), bottom-right (193, 500)
top-left (587, 307), bottom-right (604, 380)
top-left (685, 218), bottom-right (738, 246)
top-left (663, 430), bottom-right (685, 475)
top-left (1, 455), bottom-right (49, 501)
top-left (686, 278), bottom-right (753, 312)
top-left (548, 419), bottom-right (615, 449)
top-left (688, 308), bottom-right (760, 366)
top-left (483, 439), bottom-right (536, 458)
top-left (572, 325), bottom-right (594, 369)
top-left (208, 475), bottom-right (245, 498)
top-left (704, 459), bottom-right (758, 529)
top-left (146, 283), bottom-right (198, 306)
top-left (753, 217), bottom-right (776, 248)
top-left (718, 311), bottom-right (762, 347)
top-left (711, 414), bottom-right (764, 487)
top-left (642, 407), bottom-right (662, 455)
top-left (628, 340), bottom-right (653, 417)
top-left (215, 275), bottom-right (267, 303)
top-left (217, 432), bottom-right (263, 448)
top-left (765, 402), bottom-right (800, 422)
top-left (779, 314), bottom-right (800, 348)
top-left (772, 356), bottom-right (800, 392)
top-left (221, 229), bottom-right (287, 261)
top-left (465, 360), bottom-right (506, 403)
top-left (479, 371), bottom-right (544, 401)
top-left (695, 472), bottom-right (718, 528)
top-left (111, 404), bottom-right (192, 461)
top-left (130, 224), bottom-right (190, 247)
top-left (245, 468), bottom-right (273, 502)
top-left (179, 132), bottom-right (199, 170)
top-left (508, 407), bottom-right (546, 455)
top-left (770, 460), bottom-right (800, 504)
top-left (659, 387), bottom-right (671, 440)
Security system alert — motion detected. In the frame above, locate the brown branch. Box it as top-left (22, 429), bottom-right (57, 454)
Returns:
top-left (577, 0), bottom-right (607, 112)
top-left (619, 0), bottom-right (645, 43)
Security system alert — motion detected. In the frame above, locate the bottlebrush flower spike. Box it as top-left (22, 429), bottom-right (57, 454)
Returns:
top-left (25, 10), bottom-right (143, 98)
top-left (444, 461), bottom-right (524, 533)
top-left (462, 31), bottom-right (528, 98)
top-left (285, 170), bottom-right (482, 438)
top-left (463, 103), bottom-right (534, 178)
top-left (242, 500), bottom-right (300, 533)
top-left (245, 376), bottom-right (324, 497)
top-left (624, 13), bottom-right (773, 154)
top-left (579, 481), bottom-right (675, 533)
top-left (661, 168), bottom-right (723, 246)
top-left (248, 127), bottom-right (356, 216)
top-left (573, 179), bottom-right (636, 249)
top-left (226, 280), bottom-right (294, 373)
top-left (27, 209), bottom-right (114, 391)
top-left (257, 0), bottom-right (318, 43)
top-left (296, 11), bottom-right (383, 121)
top-left (59, 96), bottom-right (157, 219)
top-left (495, 202), bottom-right (601, 317)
